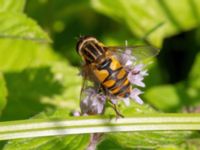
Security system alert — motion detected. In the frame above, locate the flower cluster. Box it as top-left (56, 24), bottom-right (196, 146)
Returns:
top-left (80, 88), bottom-right (106, 115)
top-left (120, 49), bottom-right (148, 105)
top-left (80, 48), bottom-right (148, 115)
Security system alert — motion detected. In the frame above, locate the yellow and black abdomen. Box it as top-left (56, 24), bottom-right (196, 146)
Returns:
top-left (94, 56), bottom-right (131, 98)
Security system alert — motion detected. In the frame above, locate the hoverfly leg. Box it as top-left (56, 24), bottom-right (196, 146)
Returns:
top-left (108, 100), bottom-right (124, 118)
top-left (113, 104), bottom-right (124, 118)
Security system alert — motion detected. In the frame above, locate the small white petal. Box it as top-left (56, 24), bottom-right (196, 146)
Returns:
top-left (141, 70), bottom-right (148, 76)
top-left (125, 60), bottom-right (133, 66)
top-left (110, 98), bottom-right (118, 104)
top-left (128, 73), bottom-right (145, 87)
top-left (134, 95), bottom-right (144, 104)
top-left (134, 79), bottom-right (145, 87)
top-left (122, 98), bottom-right (130, 106)
top-left (91, 98), bottom-right (98, 106)
top-left (130, 88), bottom-right (144, 104)
top-left (97, 104), bottom-right (104, 114)
top-left (134, 64), bottom-right (144, 71)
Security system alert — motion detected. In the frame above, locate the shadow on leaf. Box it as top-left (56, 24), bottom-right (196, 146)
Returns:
top-left (1, 67), bottom-right (64, 121)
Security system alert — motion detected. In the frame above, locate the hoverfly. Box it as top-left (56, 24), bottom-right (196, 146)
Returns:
top-left (76, 36), bottom-right (159, 116)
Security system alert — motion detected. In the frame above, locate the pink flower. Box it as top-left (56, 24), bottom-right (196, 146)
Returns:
top-left (127, 64), bottom-right (148, 87)
top-left (80, 88), bottom-right (106, 115)
top-left (118, 48), bottom-right (148, 105)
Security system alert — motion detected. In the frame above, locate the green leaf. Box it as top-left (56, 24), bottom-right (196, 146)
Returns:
top-left (1, 60), bottom-right (81, 121)
top-left (144, 59), bottom-right (164, 87)
top-left (0, 0), bottom-right (25, 12)
top-left (0, 40), bottom-right (81, 120)
top-left (0, 36), bottom-right (80, 121)
top-left (92, 0), bottom-right (200, 46)
top-left (0, 12), bottom-right (50, 42)
top-left (99, 131), bottom-right (197, 150)
top-left (3, 109), bottom-right (90, 150)
top-left (144, 84), bottom-right (183, 112)
top-left (0, 0), bottom-right (50, 42)
top-left (0, 39), bottom-right (58, 72)
top-left (4, 135), bottom-right (89, 150)
top-left (156, 145), bottom-right (183, 150)
top-left (144, 52), bottom-right (200, 111)
top-left (0, 73), bottom-right (7, 114)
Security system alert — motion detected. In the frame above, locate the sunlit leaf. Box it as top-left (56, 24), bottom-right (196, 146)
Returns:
top-left (0, 0), bottom-right (25, 12)
top-left (144, 84), bottom-right (183, 112)
top-left (0, 12), bottom-right (50, 42)
top-left (1, 59), bottom-right (81, 121)
top-left (92, 0), bottom-right (200, 46)
top-left (0, 39), bottom-right (58, 72)
top-left (3, 109), bottom-right (90, 150)
top-left (98, 131), bottom-right (197, 150)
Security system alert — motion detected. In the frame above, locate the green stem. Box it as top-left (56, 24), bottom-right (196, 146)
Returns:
top-left (0, 113), bottom-right (200, 140)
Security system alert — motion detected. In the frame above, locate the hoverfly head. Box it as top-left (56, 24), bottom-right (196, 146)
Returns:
top-left (76, 36), bottom-right (105, 64)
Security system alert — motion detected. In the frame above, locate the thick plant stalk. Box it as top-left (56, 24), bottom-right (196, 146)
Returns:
top-left (0, 113), bottom-right (200, 140)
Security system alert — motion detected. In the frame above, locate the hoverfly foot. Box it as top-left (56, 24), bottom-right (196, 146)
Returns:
top-left (113, 104), bottom-right (124, 119)
top-left (115, 110), bottom-right (124, 119)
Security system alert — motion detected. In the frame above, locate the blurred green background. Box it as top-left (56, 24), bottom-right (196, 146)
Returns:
top-left (0, 0), bottom-right (200, 149)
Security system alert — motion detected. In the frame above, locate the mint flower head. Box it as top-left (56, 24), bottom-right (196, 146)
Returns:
top-left (128, 64), bottom-right (148, 87)
top-left (119, 48), bottom-right (148, 105)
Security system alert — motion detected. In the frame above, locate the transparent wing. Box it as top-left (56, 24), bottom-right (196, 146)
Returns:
top-left (79, 64), bottom-right (100, 102)
top-left (79, 64), bottom-right (92, 102)
top-left (106, 45), bottom-right (160, 61)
